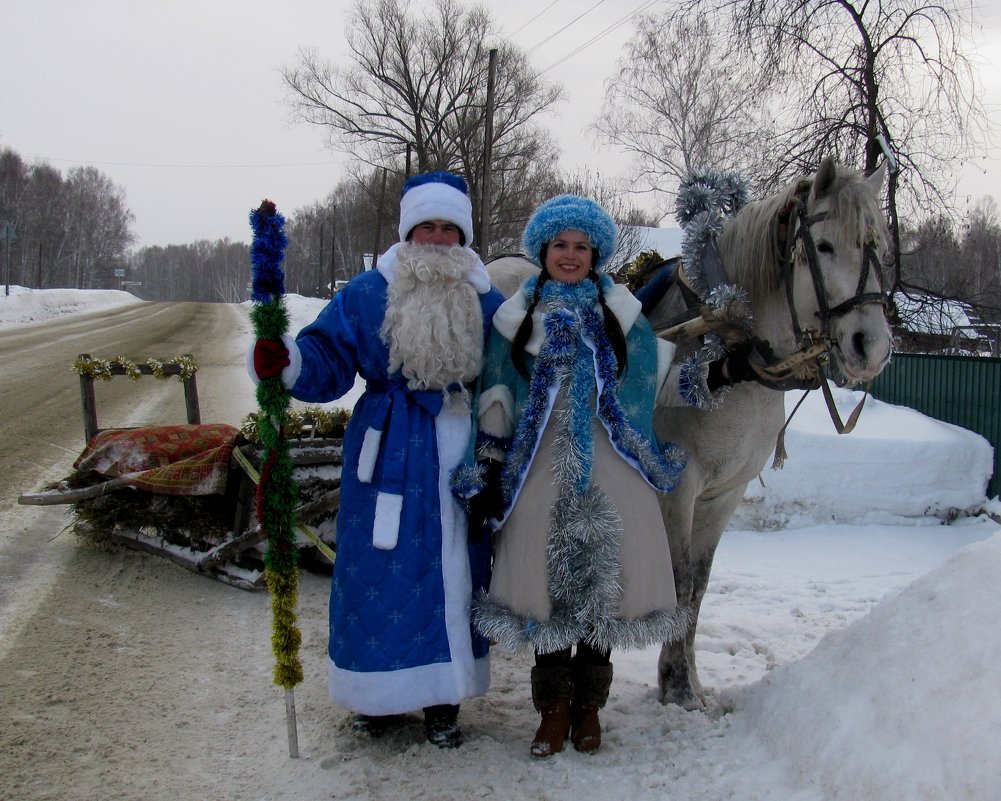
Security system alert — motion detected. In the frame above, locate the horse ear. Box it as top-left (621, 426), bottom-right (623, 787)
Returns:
top-left (865, 162), bottom-right (886, 197)
top-left (812, 156), bottom-right (838, 199)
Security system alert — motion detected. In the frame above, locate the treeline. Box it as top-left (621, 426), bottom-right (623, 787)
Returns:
top-left (6, 140), bottom-right (1001, 326)
top-left (0, 148), bottom-right (133, 290)
top-left (2, 141), bottom-right (654, 302)
top-left (899, 197), bottom-right (1001, 325)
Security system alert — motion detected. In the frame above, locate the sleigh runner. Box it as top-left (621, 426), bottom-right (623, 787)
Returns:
top-left (17, 354), bottom-right (347, 590)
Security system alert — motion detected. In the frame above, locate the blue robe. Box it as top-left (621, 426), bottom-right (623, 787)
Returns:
top-left (288, 259), bottom-right (503, 714)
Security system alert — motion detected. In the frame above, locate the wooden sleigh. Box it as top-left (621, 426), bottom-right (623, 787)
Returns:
top-left (17, 354), bottom-right (344, 590)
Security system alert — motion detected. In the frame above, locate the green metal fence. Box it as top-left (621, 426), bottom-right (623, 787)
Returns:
top-left (870, 353), bottom-right (1001, 499)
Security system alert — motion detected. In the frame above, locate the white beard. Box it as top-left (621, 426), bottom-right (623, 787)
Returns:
top-left (381, 242), bottom-right (485, 391)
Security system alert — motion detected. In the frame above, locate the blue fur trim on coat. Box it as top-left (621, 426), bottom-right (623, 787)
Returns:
top-left (470, 275), bottom-right (692, 653)
top-left (523, 195), bottom-right (618, 271)
top-left (499, 275), bottom-right (685, 507)
top-left (450, 462), bottom-right (485, 501)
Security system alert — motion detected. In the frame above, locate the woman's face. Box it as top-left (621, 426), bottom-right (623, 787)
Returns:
top-left (544, 229), bottom-right (594, 284)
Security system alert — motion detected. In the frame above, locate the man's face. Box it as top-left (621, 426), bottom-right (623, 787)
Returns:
top-left (410, 219), bottom-right (463, 246)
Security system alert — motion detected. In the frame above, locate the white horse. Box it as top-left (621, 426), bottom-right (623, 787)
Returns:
top-left (486, 156), bottom-right (893, 710)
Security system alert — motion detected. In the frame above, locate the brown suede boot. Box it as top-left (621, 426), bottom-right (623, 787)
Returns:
top-left (530, 665), bottom-right (573, 759)
top-left (571, 662), bottom-right (613, 753)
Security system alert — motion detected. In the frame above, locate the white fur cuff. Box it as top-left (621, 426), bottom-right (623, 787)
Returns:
top-left (245, 333), bottom-right (301, 388)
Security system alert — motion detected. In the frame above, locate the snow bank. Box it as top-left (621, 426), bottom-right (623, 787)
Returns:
top-left (738, 385), bottom-right (994, 527)
top-left (0, 285), bottom-right (142, 329)
top-left (733, 530), bottom-right (1001, 800)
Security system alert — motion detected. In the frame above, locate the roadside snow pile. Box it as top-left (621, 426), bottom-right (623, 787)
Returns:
top-left (0, 285), bottom-right (142, 329)
top-left (737, 384), bottom-right (994, 527)
top-left (732, 530), bottom-right (1001, 800)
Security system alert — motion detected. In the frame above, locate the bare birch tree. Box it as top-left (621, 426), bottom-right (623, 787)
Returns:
top-left (591, 13), bottom-right (777, 205)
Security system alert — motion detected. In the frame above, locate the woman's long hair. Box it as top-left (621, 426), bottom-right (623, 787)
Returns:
top-left (512, 244), bottom-right (627, 379)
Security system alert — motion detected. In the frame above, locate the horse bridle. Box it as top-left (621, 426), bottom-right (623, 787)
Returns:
top-left (758, 192), bottom-right (894, 437)
top-left (779, 195), bottom-right (891, 346)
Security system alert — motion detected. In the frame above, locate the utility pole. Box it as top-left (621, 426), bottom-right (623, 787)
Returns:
top-left (329, 205), bottom-right (338, 292)
top-left (318, 221), bottom-right (324, 297)
top-left (478, 48), bottom-right (498, 258)
top-left (372, 168), bottom-right (389, 270)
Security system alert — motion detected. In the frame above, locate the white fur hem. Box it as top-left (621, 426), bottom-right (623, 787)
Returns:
top-left (373, 492), bottom-right (402, 550)
top-left (328, 655), bottom-right (490, 715)
top-left (357, 426), bottom-right (382, 483)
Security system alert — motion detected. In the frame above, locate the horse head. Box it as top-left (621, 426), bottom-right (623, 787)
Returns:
top-left (720, 156), bottom-right (893, 387)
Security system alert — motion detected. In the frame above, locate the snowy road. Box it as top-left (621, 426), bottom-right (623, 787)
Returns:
top-left (1, 301), bottom-right (256, 504)
top-left (1, 293), bottom-right (998, 801)
top-left (0, 301), bottom-right (258, 682)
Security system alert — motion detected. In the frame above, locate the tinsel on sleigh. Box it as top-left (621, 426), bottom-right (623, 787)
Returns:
top-left (18, 358), bottom-right (350, 590)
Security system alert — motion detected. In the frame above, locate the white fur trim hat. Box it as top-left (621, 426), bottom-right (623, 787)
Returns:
top-left (398, 171), bottom-right (474, 247)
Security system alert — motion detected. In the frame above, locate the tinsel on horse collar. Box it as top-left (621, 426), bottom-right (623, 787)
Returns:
top-left (676, 170), bottom-right (890, 396)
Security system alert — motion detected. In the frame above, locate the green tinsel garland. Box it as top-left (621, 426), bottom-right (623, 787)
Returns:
top-left (72, 355), bottom-right (198, 381)
top-left (239, 405), bottom-right (352, 444)
top-left (249, 200), bottom-right (302, 691)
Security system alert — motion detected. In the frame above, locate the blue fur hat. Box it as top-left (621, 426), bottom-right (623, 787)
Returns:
top-left (523, 194), bottom-right (618, 271)
top-left (399, 170), bottom-right (474, 246)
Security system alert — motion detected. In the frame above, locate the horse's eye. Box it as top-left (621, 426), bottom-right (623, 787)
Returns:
top-left (817, 240), bottom-right (835, 255)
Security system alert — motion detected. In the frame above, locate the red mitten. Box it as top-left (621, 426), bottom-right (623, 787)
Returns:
top-left (253, 338), bottom-right (290, 380)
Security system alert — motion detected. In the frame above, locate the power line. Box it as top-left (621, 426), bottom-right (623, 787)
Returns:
top-left (525, 0), bottom-right (610, 55)
top-left (22, 156), bottom-right (339, 169)
top-left (538, 0), bottom-right (659, 74)
top-left (505, 0), bottom-right (564, 39)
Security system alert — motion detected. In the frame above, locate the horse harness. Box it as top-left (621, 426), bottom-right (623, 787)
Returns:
top-left (644, 182), bottom-right (892, 437)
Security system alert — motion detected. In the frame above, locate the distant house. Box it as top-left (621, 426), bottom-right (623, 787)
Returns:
top-left (891, 292), bottom-right (1000, 356)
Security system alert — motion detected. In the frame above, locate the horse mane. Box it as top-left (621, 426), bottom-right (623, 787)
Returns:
top-left (718, 163), bottom-right (890, 295)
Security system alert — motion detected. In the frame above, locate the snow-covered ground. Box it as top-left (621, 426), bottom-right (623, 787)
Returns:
top-left (2, 287), bottom-right (999, 801)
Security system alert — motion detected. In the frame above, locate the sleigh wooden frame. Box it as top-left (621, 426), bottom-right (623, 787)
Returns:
top-left (17, 354), bottom-right (343, 590)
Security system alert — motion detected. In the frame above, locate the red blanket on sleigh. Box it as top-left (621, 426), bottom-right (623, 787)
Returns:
top-left (73, 424), bottom-right (240, 496)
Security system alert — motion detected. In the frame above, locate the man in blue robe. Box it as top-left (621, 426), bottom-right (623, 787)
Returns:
top-left (251, 172), bottom-right (503, 748)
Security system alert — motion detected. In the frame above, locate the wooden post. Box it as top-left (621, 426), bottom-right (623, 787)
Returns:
top-left (79, 353), bottom-right (99, 444)
top-left (285, 690), bottom-right (300, 758)
top-left (478, 48), bottom-right (497, 257)
top-left (182, 355), bottom-right (201, 424)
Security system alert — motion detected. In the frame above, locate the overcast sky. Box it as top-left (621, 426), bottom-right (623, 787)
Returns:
top-left (2, 0), bottom-right (999, 248)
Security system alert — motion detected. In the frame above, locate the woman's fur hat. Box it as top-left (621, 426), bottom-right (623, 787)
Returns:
top-left (398, 171), bottom-right (474, 247)
top-left (523, 194), bottom-right (618, 271)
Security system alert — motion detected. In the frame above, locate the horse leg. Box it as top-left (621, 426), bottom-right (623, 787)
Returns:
top-left (656, 482), bottom-right (701, 709)
top-left (658, 488), bottom-right (745, 709)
